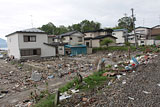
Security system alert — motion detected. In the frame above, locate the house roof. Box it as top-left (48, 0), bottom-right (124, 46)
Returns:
top-left (48, 35), bottom-right (57, 37)
top-left (113, 29), bottom-right (128, 32)
top-left (84, 35), bottom-right (117, 40)
top-left (93, 35), bottom-right (117, 40)
top-left (44, 42), bottom-right (67, 47)
top-left (84, 29), bottom-right (113, 33)
top-left (84, 37), bottom-right (93, 40)
top-left (59, 31), bottom-right (83, 37)
top-left (135, 26), bottom-right (150, 29)
top-left (152, 25), bottom-right (160, 29)
top-left (6, 28), bottom-right (46, 37)
top-left (65, 44), bottom-right (86, 48)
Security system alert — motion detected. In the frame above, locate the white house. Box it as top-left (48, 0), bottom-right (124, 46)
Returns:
top-left (112, 29), bottom-right (128, 44)
top-left (6, 28), bottom-right (56, 59)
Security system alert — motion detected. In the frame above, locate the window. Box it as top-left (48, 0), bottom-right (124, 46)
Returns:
top-left (78, 37), bottom-right (82, 42)
top-left (24, 35), bottom-right (36, 42)
top-left (112, 33), bottom-right (116, 35)
top-left (141, 41), bottom-right (144, 43)
top-left (86, 42), bottom-right (90, 47)
top-left (70, 37), bottom-right (72, 40)
top-left (52, 38), bottom-right (55, 41)
top-left (20, 49), bottom-right (41, 56)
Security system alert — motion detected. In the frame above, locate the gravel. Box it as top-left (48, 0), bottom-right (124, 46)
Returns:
top-left (61, 54), bottom-right (160, 107)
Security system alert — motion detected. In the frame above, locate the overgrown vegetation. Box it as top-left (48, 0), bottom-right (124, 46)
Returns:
top-left (100, 38), bottom-right (113, 47)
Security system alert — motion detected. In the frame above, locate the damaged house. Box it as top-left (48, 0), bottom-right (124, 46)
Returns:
top-left (46, 31), bottom-right (87, 56)
top-left (6, 28), bottom-right (56, 59)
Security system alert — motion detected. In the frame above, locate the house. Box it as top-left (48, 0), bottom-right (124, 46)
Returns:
top-left (48, 35), bottom-right (56, 43)
top-left (84, 29), bottom-right (113, 38)
top-left (53, 31), bottom-right (87, 56)
top-left (6, 28), bottom-right (56, 59)
top-left (84, 35), bottom-right (117, 48)
top-left (84, 29), bottom-right (116, 47)
top-left (112, 29), bottom-right (128, 45)
top-left (150, 25), bottom-right (160, 39)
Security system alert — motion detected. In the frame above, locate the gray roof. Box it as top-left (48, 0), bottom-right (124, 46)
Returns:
top-left (59, 31), bottom-right (78, 37)
top-left (20, 28), bottom-right (45, 33)
top-left (6, 28), bottom-right (46, 37)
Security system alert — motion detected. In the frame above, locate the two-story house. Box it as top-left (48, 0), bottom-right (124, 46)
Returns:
top-left (112, 29), bottom-right (128, 45)
top-left (6, 28), bottom-right (56, 59)
top-left (51, 31), bottom-right (87, 56)
top-left (84, 29), bottom-right (117, 47)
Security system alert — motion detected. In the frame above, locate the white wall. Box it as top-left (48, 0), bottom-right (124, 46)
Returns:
top-left (58, 46), bottom-right (65, 55)
top-left (7, 34), bottom-right (20, 59)
top-left (138, 40), bottom-right (154, 46)
top-left (18, 33), bottom-right (55, 58)
top-left (92, 40), bottom-right (100, 47)
top-left (112, 31), bottom-right (125, 43)
top-left (69, 33), bottom-right (84, 45)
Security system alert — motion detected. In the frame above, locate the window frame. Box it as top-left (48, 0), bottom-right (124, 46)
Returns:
top-left (23, 35), bottom-right (36, 42)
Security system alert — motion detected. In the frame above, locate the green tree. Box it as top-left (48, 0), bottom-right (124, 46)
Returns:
top-left (118, 14), bottom-right (135, 32)
top-left (39, 22), bottom-right (56, 35)
top-left (100, 38), bottom-right (113, 47)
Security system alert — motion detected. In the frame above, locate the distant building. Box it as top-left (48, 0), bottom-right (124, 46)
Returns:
top-left (6, 28), bottom-right (56, 59)
top-left (112, 29), bottom-right (128, 45)
top-left (51, 31), bottom-right (87, 56)
top-left (150, 25), bottom-right (160, 39)
top-left (84, 29), bottom-right (117, 47)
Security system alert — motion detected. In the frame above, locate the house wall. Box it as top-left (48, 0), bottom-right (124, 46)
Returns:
top-left (48, 37), bottom-right (54, 43)
top-left (92, 40), bottom-right (100, 47)
top-left (69, 33), bottom-right (84, 45)
top-left (58, 46), bottom-right (65, 55)
top-left (135, 28), bottom-right (149, 35)
top-left (84, 40), bottom-right (92, 47)
top-left (62, 36), bottom-right (70, 43)
top-left (138, 40), bottom-right (154, 46)
top-left (112, 31), bottom-right (125, 43)
top-left (18, 33), bottom-right (56, 58)
top-left (7, 34), bottom-right (20, 59)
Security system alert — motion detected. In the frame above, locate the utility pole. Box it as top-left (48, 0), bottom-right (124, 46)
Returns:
top-left (131, 8), bottom-right (137, 48)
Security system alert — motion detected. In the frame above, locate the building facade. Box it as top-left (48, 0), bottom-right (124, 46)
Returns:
top-left (6, 28), bottom-right (56, 59)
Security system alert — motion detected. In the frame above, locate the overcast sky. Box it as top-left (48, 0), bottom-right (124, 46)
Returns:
top-left (0, 0), bottom-right (160, 39)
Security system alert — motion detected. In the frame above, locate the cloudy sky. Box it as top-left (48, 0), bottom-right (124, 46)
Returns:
top-left (0, 0), bottom-right (160, 39)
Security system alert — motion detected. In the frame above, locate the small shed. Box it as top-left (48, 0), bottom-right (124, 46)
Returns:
top-left (64, 45), bottom-right (87, 56)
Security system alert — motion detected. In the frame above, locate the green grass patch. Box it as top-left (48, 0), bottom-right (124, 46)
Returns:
top-left (93, 46), bottom-right (136, 52)
top-left (34, 94), bottom-right (55, 107)
top-left (35, 70), bottom-right (113, 107)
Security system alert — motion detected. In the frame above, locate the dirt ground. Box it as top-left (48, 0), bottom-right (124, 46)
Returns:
top-left (0, 51), bottom-right (143, 106)
top-left (60, 53), bottom-right (160, 107)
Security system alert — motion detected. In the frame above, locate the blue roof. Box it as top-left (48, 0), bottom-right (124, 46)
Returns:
top-left (114, 29), bottom-right (127, 31)
top-left (65, 44), bottom-right (86, 48)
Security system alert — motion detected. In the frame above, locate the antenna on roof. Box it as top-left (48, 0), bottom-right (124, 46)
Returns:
top-left (143, 18), bottom-right (145, 26)
top-left (30, 15), bottom-right (34, 28)
top-left (159, 15), bottom-right (160, 25)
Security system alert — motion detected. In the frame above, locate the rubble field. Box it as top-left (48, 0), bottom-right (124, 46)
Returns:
top-left (60, 53), bottom-right (160, 107)
top-left (0, 50), bottom-right (148, 106)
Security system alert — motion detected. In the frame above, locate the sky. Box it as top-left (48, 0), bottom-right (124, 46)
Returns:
top-left (0, 0), bottom-right (160, 40)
